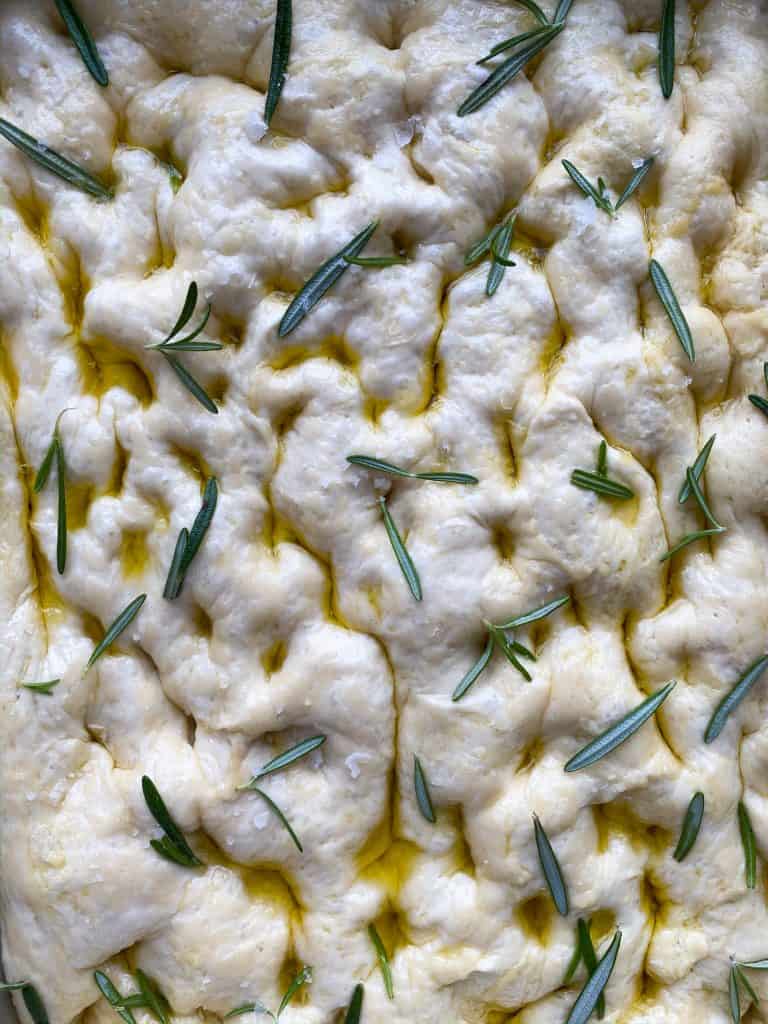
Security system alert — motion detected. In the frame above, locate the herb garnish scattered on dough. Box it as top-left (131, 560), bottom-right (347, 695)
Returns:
top-left (164, 477), bottom-right (218, 599)
top-left (658, 0), bottom-right (676, 99)
top-left (264, 0), bottom-right (292, 126)
top-left (344, 983), bottom-right (364, 1024)
top-left (703, 655), bottom-right (768, 743)
top-left (141, 775), bottom-right (203, 868)
top-left (571, 439), bottom-right (634, 500)
top-left (34, 410), bottom-right (72, 575)
top-left (533, 813), bottom-right (569, 915)
top-left (729, 960), bottom-right (760, 1023)
top-left (55, 0), bottom-right (109, 87)
top-left (748, 363), bottom-right (768, 418)
top-left (253, 786), bottom-right (303, 852)
top-left (0, 117), bottom-right (112, 199)
top-left (347, 454), bottom-right (478, 484)
top-left (84, 594), bottom-right (147, 671)
top-left (663, 452), bottom-right (725, 561)
top-left (368, 923), bottom-right (394, 999)
top-left (20, 679), bottom-right (61, 696)
top-left (379, 495), bottom-right (422, 601)
top-left (413, 755), bottom-right (436, 823)
top-left (240, 734), bottom-right (327, 789)
top-left (464, 213), bottom-right (517, 297)
top-left (226, 965), bottom-right (312, 1021)
top-left (673, 792), bottom-right (704, 862)
top-left (564, 681), bottom-right (676, 772)
top-left (649, 259), bottom-right (695, 362)
top-left (564, 930), bottom-right (622, 1024)
top-left (678, 435), bottom-right (716, 503)
top-left (738, 801), bottom-right (757, 889)
top-left (453, 596), bottom-right (569, 700)
top-left (562, 157), bottom-right (654, 215)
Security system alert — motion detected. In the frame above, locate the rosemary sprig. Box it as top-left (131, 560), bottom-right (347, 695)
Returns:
top-left (673, 792), bottom-right (704, 861)
top-left (55, 0), bottom-right (108, 86)
top-left (729, 964), bottom-right (741, 1023)
top-left (649, 259), bottom-right (695, 362)
top-left (734, 966), bottom-right (760, 1016)
top-left (163, 353), bottom-right (218, 413)
top-left (264, 0), bottom-right (292, 126)
top-left (347, 454), bottom-right (477, 484)
top-left (279, 221), bottom-right (379, 337)
top-left (738, 801), bottom-right (757, 889)
top-left (94, 971), bottom-right (137, 1024)
top-left (414, 755), bottom-right (436, 823)
top-left (477, 27), bottom-right (551, 65)
top-left (564, 927), bottom-right (582, 983)
top-left (678, 435), bottom-right (716, 503)
top-left (554, 0), bottom-right (575, 20)
top-left (21, 986), bottom-right (49, 1024)
top-left (0, 982), bottom-right (29, 992)
top-left (343, 255), bottom-right (408, 267)
top-left (596, 440), bottom-right (608, 477)
top-left (142, 775), bottom-right (203, 868)
top-left (735, 957), bottom-right (768, 970)
top-left (162, 528), bottom-right (188, 600)
top-left (0, 117), bottom-right (112, 200)
top-left (704, 655), bottom-right (768, 743)
top-left (344, 984), bottom-right (364, 1024)
top-left (615, 158), bottom-right (655, 210)
top-left (379, 496), bottom-right (422, 601)
top-left (577, 918), bottom-right (604, 1019)
top-left (571, 469), bottom-right (634, 500)
top-left (253, 787), bottom-right (303, 852)
top-left (225, 966), bottom-right (312, 1021)
top-left (533, 814), bottom-right (569, 915)
top-left (132, 971), bottom-right (170, 1024)
top-left (564, 681), bottom-right (676, 772)
top-left (565, 931), bottom-right (622, 1024)
top-left (453, 596), bottom-right (569, 700)
top-left (464, 213), bottom-right (517, 296)
top-left (513, 0), bottom-right (549, 24)
top-left (685, 466), bottom-right (722, 529)
top-left (34, 412), bottom-right (70, 574)
top-left (750, 394), bottom-right (768, 418)
top-left (658, 0), bottom-right (676, 99)
top-left (562, 161), bottom-right (613, 216)
top-left (145, 284), bottom-right (217, 352)
top-left (458, 24), bottom-right (564, 117)
top-left (21, 679), bottom-right (61, 695)
top-left (368, 923), bottom-right (394, 999)
top-left (240, 735), bottom-right (327, 789)
top-left (179, 477), bottom-right (218, 579)
top-left (85, 594), bottom-right (146, 671)
top-left (660, 527), bottom-right (724, 562)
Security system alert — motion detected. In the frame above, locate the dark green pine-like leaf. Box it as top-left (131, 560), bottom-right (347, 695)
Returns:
top-left (564, 931), bottom-right (622, 1024)
top-left (704, 655), bottom-right (768, 744)
top-left (571, 468), bottom-right (634, 500)
top-left (513, 0), bottom-right (549, 25)
top-left (486, 215), bottom-right (516, 296)
top-left (553, 0), bottom-right (575, 21)
top-left (615, 157), bottom-right (654, 210)
top-left (738, 801), bottom-right (757, 890)
top-left (21, 679), bottom-right (61, 696)
top-left (564, 682), bottom-right (676, 772)
top-left (55, 439), bottom-right (67, 574)
top-left (749, 394), bottom-right (768, 419)
top-left (660, 527), bottom-right (724, 562)
top-left (563, 928), bottom-right (582, 984)
top-left (497, 595), bottom-right (570, 630)
top-left (730, 964), bottom-right (741, 1023)
top-left (253, 787), bottom-right (303, 853)
top-left (673, 792), bottom-right (704, 862)
top-left (243, 735), bottom-right (327, 787)
top-left (344, 984), bottom-right (364, 1024)
top-left (346, 454), bottom-right (477, 484)
top-left (735, 967), bottom-right (759, 1008)
top-left (649, 259), bottom-right (695, 362)
top-left (533, 814), bottom-right (569, 915)
top-left (162, 528), bottom-right (189, 601)
top-left (465, 221), bottom-right (502, 265)
top-left (368, 924), bottom-right (394, 999)
top-left (85, 594), bottom-right (146, 670)
top-left (162, 353), bottom-right (218, 414)
top-left (0, 117), bottom-right (112, 200)
top-left (264, 0), bottom-right (292, 126)
top-left (577, 919), bottom-right (605, 1019)
top-left (133, 971), bottom-right (170, 1024)
top-left (379, 496), bottom-right (422, 601)
top-left (278, 221), bottom-right (379, 337)
top-left (55, 0), bottom-right (108, 86)
top-left (685, 466), bottom-right (722, 530)
top-left (0, 982), bottom-right (29, 992)
top-left (414, 755), bottom-right (436, 823)
top-left (490, 626), bottom-right (532, 682)
top-left (94, 971), bottom-right (138, 1024)
top-left (562, 160), bottom-right (613, 215)
top-left (452, 632), bottom-right (494, 701)
top-left (33, 438), bottom-right (56, 493)
top-left (678, 434), bottom-right (716, 503)
top-left (22, 985), bottom-right (50, 1024)
top-left (477, 27), bottom-right (552, 65)
top-left (142, 775), bottom-right (203, 868)
top-left (179, 477), bottom-right (218, 579)
top-left (658, 0), bottom-right (676, 99)
top-left (276, 965), bottom-right (312, 1018)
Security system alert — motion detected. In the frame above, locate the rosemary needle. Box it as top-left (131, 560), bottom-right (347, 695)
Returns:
top-left (658, 0), bottom-right (676, 99)
top-left (368, 923), bottom-right (394, 999)
top-left (55, 0), bottom-right (108, 86)
top-left (21, 986), bottom-right (50, 1024)
top-left (347, 454), bottom-right (477, 484)
top-left (85, 594), bottom-right (146, 671)
top-left (0, 117), bottom-right (112, 200)
top-left (738, 801), bottom-right (757, 889)
top-left (264, 0), bottom-right (292, 126)
top-left (21, 679), bottom-right (61, 695)
top-left (241, 735), bottom-right (327, 788)
top-left (142, 775), bottom-right (203, 868)
top-left (565, 931), bottom-right (622, 1024)
top-left (344, 984), bottom-right (364, 1024)
top-left (678, 435), bottom-right (716, 503)
top-left (577, 919), bottom-right (605, 1019)
top-left (704, 655), bottom-right (768, 743)
top-left (673, 792), bottom-right (704, 861)
top-left (94, 971), bottom-right (138, 1024)
top-left (615, 157), bottom-right (654, 210)
top-left (253, 787), bottom-right (303, 852)
top-left (414, 755), bottom-right (436, 823)
top-left (649, 259), bottom-right (695, 362)
top-left (533, 814), bottom-right (569, 915)
top-left (379, 496), bottom-right (422, 601)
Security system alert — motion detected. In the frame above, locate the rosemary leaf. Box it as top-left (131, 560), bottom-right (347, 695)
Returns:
top-left (346, 454), bottom-right (477, 484)
top-left (730, 965), bottom-right (741, 1024)
top-left (21, 679), bottom-right (61, 695)
top-left (738, 801), bottom-right (757, 889)
top-left (242, 735), bottom-right (327, 787)
top-left (678, 435), bottom-right (716, 503)
top-left (278, 221), bottom-right (379, 337)
top-left (368, 923), bottom-right (394, 999)
top-left (85, 594), bottom-right (146, 670)
top-left (162, 528), bottom-right (188, 601)
top-left (223, 1002), bottom-right (269, 1019)
top-left (163, 353), bottom-right (218, 414)
top-left (457, 23), bottom-right (563, 117)
top-left (33, 439), bottom-right (56, 493)
top-left (649, 259), bottom-right (695, 362)
top-left (564, 681), bottom-right (676, 772)
top-left (94, 972), bottom-right (138, 1024)
top-left (253, 787), bottom-right (303, 852)
top-left (686, 467), bottom-right (722, 530)
top-left (513, 0), bottom-right (550, 25)
top-left (571, 469), bottom-right (634, 500)
top-left (704, 655), bottom-right (768, 744)
top-left (153, 308), bottom-right (218, 351)
top-left (477, 27), bottom-right (551, 65)
top-left (660, 528), bottom-right (724, 562)
top-left (736, 959), bottom-right (768, 970)
top-left (56, 440), bottom-right (67, 574)
top-left (452, 632), bottom-right (494, 702)
top-left (343, 255), bottom-right (408, 267)
top-left (0, 117), bottom-right (112, 200)
top-left (658, 0), bottom-right (676, 99)
top-left (134, 971), bottom-right (170, 1024)
top-left (749, 394), bottom-right (768, 418)
top-left (490, 626), bottom-right (532, 681)
top-left (142, 775), bottom-right (203, 868)
top-left (563, 929), bottom-right (582, 983)
top-left (379, 496), bottom-right (422, 601)
top-left (55, 0), bottom-right (108, 86)
top-left (615, 157), bottom-right (654, 210)
top-left (562, 160), bottom-right (613, 215)
top-left (577, 919), bottom-right (604, 1019)
top-left (168, 282), bottom-right (198, 339)
top-left (564, 931), bottom-right (622, 1024)
top-left (497, 594), bottom-right (570, 630)
top-left (596, 440), bottom-right (608, 477)
top-left (264, 0), bottom-right (292, 126)
top-left (0, 982), bottom-right (28, 992)
top-left (414, 755), bottom-right (436, 823)
top-left (179, 477), bottom-right (218, 578)
top-left (22, 985), bottom-right (50, 1024)
top-left (276, 966), bottom-right (312, 1018)
top-left (487, 215), bottom-right (516, 296)
top-left (673, 791), bottom-right (704, 862)
top-left (735, 967), bottom-right (759, 1006)
top-left (344, 984), bottom-right (364, 1024)
top-left (553, 0), bottom-right (575, 21)
top-left (465, 222), bottom-right (502, 265)
top-left (533, 814), bottom-right (569, 915)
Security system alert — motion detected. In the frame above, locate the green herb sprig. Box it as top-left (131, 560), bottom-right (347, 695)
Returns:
top-left (279, 221), bottom-right (379, 337)
top-left (663, 447), bottom-right (725, 561)
top-left (225, 966), bottom-right (312, 1022)
top-left (163, 478), bottom-right (218, 599)
top-left (649, 259), bottom-right (695, 362)
top-left (452, 596), bottom-right (569, 701)
top-left (704, 655), bottom-right (768, 744)
top-left (738, 801), bottom-right (757, 890)
top-left (84, 594), bottom-right (146, 672)
top-left (0, 117), bottom-right (112, 200)
top-left (571, 440), bottom-right (634, 500)
top-left (533, 814), bottom-right (568, 915)
top-left (142, 775), bottom-right (203, 868)
top-left (20, 679), bottom-right (61, 696)
top-left (55, 0), bottom-right (108, 86)
top-left (565, 931), bottom-right (622, 1024)
top-left (147, 283), bottom-right (219, 413)
top-left (729, 960), bottom-right (761, 1023)
top-left (563, 157), bottom-right (654, 215)
top-left (368, 923), bottom-right (394, 999)
top-left (465, 213), bottom-right (517, 297)
top-left (658, 0), bottom-right (676, 99)
top-left (240, 735), bottom-right (327, 790)
top-left (253, 787), bottom-right (303, 852)
top-left (748, 363), bottom-right (768, 419)
top-left (564, 681), bottom-right (676, 772)
top-left (673, 792), bottom-right (704, 862)
top-left (344, 984), bottom-right (364, 1024)
top-left (94, 971), bottom-right (138, 1024)
top-left (347, 455), bottom-right (477, 485)
top-left (264, 0), bottom-right (292, 126)
top-left (414, 755), bottom-right (436, 823)
top-left (678, 435), bottom-right (716, 503)
top-left (379, 496), bottom-right (422, 601)
top-left (34, 410), bottom-right (72, 575)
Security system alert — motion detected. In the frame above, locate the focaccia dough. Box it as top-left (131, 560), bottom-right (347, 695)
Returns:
top-left (1, 1), bottom-right (768, 1022)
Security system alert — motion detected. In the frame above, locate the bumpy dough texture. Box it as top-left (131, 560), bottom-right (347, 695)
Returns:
top-left (1, 0), bottom-right (768, 1021)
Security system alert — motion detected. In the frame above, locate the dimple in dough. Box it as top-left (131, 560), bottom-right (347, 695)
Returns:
top-left (1, 1), bottom-right (768, 1023)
